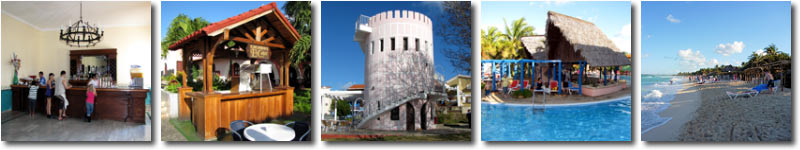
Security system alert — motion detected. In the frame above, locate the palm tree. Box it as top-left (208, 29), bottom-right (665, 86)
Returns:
top-left (502, 18), bottom-right (535, 59)
top-left (283, 1), bottom-right (312, 88)
top-left (161, 14), bottom-right (209, 58)
top-left (481, 27), bottom-right (502, 59)
top-left (765, 44), bottom-right (778, 56)
top-left (282, 1), bottom-right (311, 35)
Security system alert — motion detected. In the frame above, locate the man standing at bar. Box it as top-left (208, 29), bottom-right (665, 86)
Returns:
top-left (55, 71), bottom-right (71, 120)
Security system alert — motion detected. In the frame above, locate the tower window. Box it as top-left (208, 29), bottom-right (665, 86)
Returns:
top-left (380, 39), bottom-right (384, 52)
top-left (391, 107), bottom-right (400, 120)
top-left (415, 38), bottom-right (420, 51)
top-left (403, 37), bottom-right (408, 51)
top-left (371, 41), bottom-right (374, 54)
top-left (377, 101), bottom-right (382, 120)
top-left (391, 37), bottom-right (396, 51)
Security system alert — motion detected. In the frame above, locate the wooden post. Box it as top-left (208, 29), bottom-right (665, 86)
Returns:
top-left (203, 37), bottom-right (226, 93)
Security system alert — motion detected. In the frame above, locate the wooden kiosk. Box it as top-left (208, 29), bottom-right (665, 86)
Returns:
top-left (167, 3), bottom-right (301, 140)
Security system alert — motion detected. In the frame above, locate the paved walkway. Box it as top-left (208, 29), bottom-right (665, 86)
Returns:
top-left (324, 124), bottom-right (471, 136)
top-left (1, 108), bottom-right (151, 141)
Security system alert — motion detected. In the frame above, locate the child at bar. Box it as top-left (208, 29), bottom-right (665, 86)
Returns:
top-left (85, 74), bottom-right (98, 122)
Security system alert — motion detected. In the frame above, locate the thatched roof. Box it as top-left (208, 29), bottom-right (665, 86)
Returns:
top-left (547, 11), bottom-right (630, 67)
top-left (520, 35), bottom-right (548, 60)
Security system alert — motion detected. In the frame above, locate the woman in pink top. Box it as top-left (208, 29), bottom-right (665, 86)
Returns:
top-left (85, 75), bottom-right (98, 122)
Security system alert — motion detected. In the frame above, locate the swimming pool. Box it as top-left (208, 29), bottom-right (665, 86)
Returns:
top-left (481, 97), bottom-right (632, 141)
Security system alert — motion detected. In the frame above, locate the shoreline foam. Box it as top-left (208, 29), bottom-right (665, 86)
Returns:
top-left (642, 83), bottom-right (701, 141)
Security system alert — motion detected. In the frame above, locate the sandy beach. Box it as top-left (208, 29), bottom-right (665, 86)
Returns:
top-left (644, 80), bottom-right (792, 141)
top-left (679, 81), bottom-right (792, 141)
top-left (642, 83), bottom-right (701, 141)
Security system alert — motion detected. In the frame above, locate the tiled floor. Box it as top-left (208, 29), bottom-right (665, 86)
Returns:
top-left (1, 109), bottom-right (151, 141)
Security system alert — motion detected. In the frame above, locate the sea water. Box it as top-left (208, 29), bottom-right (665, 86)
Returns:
top-left (641, 74), bottom-right (687, 133)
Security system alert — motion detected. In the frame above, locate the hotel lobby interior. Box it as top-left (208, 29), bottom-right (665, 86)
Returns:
top-left (1, 1), bottom-right (152, 141)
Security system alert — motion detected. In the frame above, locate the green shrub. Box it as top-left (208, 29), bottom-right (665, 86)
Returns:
top-left (511, 89), bottom-right (533, 98)
top-left (165, 83), bottom-right (180, 93)
top-left (293, 89), bottom-right (311, 114)
top-left (437, 112), bottom-right (467, 125)
top-left (183, 66), bottom-right (231, 91)
top-left (330, 99), bottom-right (352, 120)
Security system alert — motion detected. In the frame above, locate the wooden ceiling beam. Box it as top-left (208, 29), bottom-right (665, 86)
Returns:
top-left (231, 37), bottom-right (285, 49)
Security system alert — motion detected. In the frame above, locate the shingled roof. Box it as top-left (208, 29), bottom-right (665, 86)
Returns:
top-left (168, 2), bottom-right (301, 50)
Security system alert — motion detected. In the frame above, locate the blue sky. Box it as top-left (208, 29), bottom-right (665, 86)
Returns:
top-left (322, 1), bottom-right (468, 90)
top-left (160, 1), bottom-right (287, 39)
top-left (642, 1), bottom-right (790, 75)
top-left (482, 1), bottom-right (632, 53)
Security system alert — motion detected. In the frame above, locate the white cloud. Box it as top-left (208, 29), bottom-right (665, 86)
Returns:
top-left (678, 49), bottom-right (706, 69)
top-left (755, 49), bottom-right (767, 56)
top-left (611, 24), bottom-right (632, 54)
top-left (532, 0), bottom-right (572, 8)
top-left (534, 29), bottom-right (546, 35)
top-left (643, 53), bottom-right (649, 59)
top-left (711, 58), bottom-right (720, 65)
top-left (646, 34), bottom-right (652, 39)
top-left (714, 41), bottom-right (745, 56)
top-left (341, 81), bottom-right (357, 90)
top-left (587, 16), bottom-right (598, 22)
top-left (666, 14), bottom-right (681, 23)
top-left (544, 0), bottom-right (571, 6)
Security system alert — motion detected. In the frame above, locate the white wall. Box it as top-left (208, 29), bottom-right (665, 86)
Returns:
top-left (1, 13), bottom-right (42, 89)
top-left (1, 13), bottom-right (151, 88)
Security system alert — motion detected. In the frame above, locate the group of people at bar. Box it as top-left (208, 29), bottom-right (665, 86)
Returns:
top-left (26, 71), bottom-right (98, 122)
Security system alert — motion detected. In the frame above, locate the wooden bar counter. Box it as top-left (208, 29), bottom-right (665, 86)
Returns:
top-left (10, 85), bottom-right (149, 123)
top-left (181, 87), bottom-right (294, 140)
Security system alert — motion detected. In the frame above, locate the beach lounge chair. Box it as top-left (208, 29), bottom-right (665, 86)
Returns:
top-left (751, 84), bottom-right (769, 96)
top-left (507, 80), bottom-right (521, 94)
top-left (726, 91), bottom-right (755, 100)
top-left (522, 80), bottom-right (531, 90)
top-left (549, 81), bottom-right (559, 92)
top-left (567, 82), bottom-right (581, 95)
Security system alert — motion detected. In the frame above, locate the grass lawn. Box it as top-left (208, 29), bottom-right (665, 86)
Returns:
top-left (170, 119), bottom-right (203, 141)
top-left (170, 111), bottom-right (312, 141)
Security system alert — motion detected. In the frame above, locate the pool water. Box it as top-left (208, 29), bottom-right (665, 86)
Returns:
top-left (481, 97), bottom-right (632, 141)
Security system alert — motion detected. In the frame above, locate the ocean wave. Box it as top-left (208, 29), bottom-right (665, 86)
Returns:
top-left (641, 75), bottom-right (687, 134)
top-left (644, 90), bottom-right (663, 99)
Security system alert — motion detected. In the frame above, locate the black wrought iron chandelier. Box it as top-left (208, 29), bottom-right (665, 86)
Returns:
top-left (60, 1), bottom-right (103, 47)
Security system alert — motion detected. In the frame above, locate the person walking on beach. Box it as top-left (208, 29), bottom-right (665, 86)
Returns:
top-left (765, 71), bottom-right (775, 94)
top-left (55, 71), bottom-right (71, 121)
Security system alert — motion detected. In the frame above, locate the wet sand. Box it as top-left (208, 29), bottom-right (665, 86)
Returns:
top-left (679, 81), bottom-right (792, 141)
top-left (642, 83), bottom-right (701, 141)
